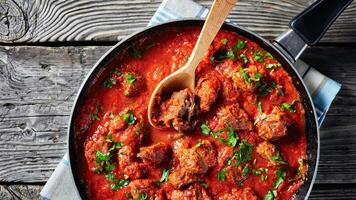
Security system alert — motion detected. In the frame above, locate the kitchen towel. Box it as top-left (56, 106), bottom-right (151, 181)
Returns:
top-left (40, 0), bottom-right (341, 199)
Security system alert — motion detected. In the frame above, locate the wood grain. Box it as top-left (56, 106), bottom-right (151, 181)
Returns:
top-left (0, 185), bottom-right (42, 200)
top-left (1, 0), bottom-right (355, 43)
top-left (0, 45), bottom-right (356, 185)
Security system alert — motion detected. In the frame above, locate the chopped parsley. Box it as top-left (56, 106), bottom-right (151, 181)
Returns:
top-left (257, 101), bottom-right (263, 113)
top-left (226, 50), bottom-right (236, 60)
top-left (122, 110), bottom-right (136, 125)
top-left (264, 190), bottom-right (277, 200)
top-left (136, 192), bottom-right (148, 200)
top-left (130, 47), bottom-right (142, 58)
top-left (89, 104), bottom-right (101, 121)
top-left (253, 51), bottom-right (264, 62)
top-left (234, 40), bottom-right (246, 49)
top-left (125, 73), bottom-right (136, 84)
top-left (218, 168), bottom-right (227, 181)
top-left (109, 112), bottom-right (115, 120)
top-left (157, 169), bottom-right (169, 184)
top-left (253, 168), bottom-right (268, 181)
top-left (242, 165), bottom-right (250, 177)
top-left (298, 158), bottom-right (305, 179)
top-left (200, 122), bottom-right (211, 135)
top-left (239, 68), bottom-right (250, 83)
top-left (280, 102), bottom-right (297, 112)
top-left (239, 53), bottom-right (249, 64)
top-left (103, 77), bottom-right (116, 88)
top-left (266, 63), bottom-right (281, 70)
top-left (227, 141), bottom-right (253, 166)
top-left (221, 38), bottom-right (228, 45)
top-left (95, 151), bottom-right (110, 163)
top-left (110, 179), bottom-right (129, 191)
top-left (254, 113), bottom-right (267, 125)
top-left (274, 168), bottom-right (286, 189)
top-left (227, 126), bottom-right (239, 147)
top-left (271, 153), bottom-right (287, 165)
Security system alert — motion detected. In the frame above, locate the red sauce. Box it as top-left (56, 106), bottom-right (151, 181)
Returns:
top-left (74, 27), bottom-right (307, 200)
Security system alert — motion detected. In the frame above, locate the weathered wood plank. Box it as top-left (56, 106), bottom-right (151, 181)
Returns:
top-left (0, 46), bottom-right (356, 184)
top-left (1, 0), bottom-right (356, 44)
top-left (0, 185), bottom-right (42, 200)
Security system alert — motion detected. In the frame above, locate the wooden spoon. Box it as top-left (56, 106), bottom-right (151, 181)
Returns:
top-left (148, 0), bottom-right (237, 128)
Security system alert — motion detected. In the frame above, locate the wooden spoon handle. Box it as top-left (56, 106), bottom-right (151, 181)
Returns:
top-left (184, 0), bottom-right (237, 74)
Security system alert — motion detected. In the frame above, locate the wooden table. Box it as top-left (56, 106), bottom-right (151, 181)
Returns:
top-left (0, 0), bottom-right (355, 199)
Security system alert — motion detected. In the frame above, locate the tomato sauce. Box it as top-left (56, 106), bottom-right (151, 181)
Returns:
top-left (74, 27), bottom-right (307, 200)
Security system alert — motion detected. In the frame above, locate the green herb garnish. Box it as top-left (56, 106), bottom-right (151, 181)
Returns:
top-left (280, 102), bottom-right (296, 112)
top-left (274, 168), bottom-right (286, 189)
top-left (266, 63), bottom-right (281, 70)
top-left (242, 165), bottom-right (250, 177)
top-left (158, 169), bottom-right (169, 184)
top-left (239, 54), bottom-right (249, 64)
top-left (227, 126), bottom-right (239, 147)
top-left (221, 38), bottom-right (228, 45)
top-left (201, 122), bottom-right (211, 135)
top-left (122, 110), bottom-right (136, 125)
top-left (234, 40), bottom-right (246, 49)
top-left (125, 73), bottom-right (136, 84)
top-left (218, 168), bottom-right (227, 181)
top-left (264, 190), bottom-right (276, 200)
top-left (257, 101), bottom-right (263, 113)
top-left (131, 47), bottom-right (142, 58)
top-left (239, 68), bottom-right (250, 83)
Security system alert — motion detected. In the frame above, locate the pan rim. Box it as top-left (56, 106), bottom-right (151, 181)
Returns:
top-left (67, 19), bottom-right (320, 200)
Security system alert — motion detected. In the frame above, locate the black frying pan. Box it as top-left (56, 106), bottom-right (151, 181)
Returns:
top-left (68, 0), bottom-right (352, 199)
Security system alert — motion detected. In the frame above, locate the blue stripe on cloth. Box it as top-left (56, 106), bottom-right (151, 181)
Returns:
top-left (39, 194), bottom-right (51, 200)
top-left (312, 78), bottom-right (341, 124)
top-left (196, 6), bottom-right (206, 18)
top-left (153, 14), bottom-right (166, 23)
top-left (62, 158), bottom-right (69, 166)
top-left (161, 8), bottom-right (179, 19)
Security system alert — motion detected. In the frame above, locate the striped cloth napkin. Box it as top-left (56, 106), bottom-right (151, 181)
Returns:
top-left (40, 0), bottom-right (341, 199)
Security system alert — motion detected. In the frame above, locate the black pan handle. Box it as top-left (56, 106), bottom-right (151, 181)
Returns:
top-left (291, 0), bottom-right (353, 45)
top-left (274, 0), bottom-right (353, 61)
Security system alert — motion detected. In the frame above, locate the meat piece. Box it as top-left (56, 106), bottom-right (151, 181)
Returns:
top-left (117, 121), bottom-right (146, 148)
top-left (218, 60), bottom-right (253, 93)
top-left (194, 140), bottom-right (217, 168)
top-left (195, 73), bottom-right (221, 112)
top-left (156, 88), bottom-right (198, 132)
top-left (169, 183), bottom-right (212, 200)
top-left (256, 107), bottom-right (288, 140)
top-left (124, 163), bottom-right (148, 179)
top-left (256, 141), bottom-right (283, 166)
top-left (122, 72), bottom-right (145, 97)
top-left (84, 137), bottom-right (109, 172)
top-left (138, 143), bottom-right (171, 165)
top-left (217, 104), bottom-right (253, 131)
top-left (168, 169), bottom-right (201, 189)
top-left (108, 114), bottom-right (127, 133)
top-left (118, 145), bottom-right (136, 170)
top-left (221, 78), bottom-right (240, 103)
top-left (217, 146), bottom-right (234, 169)
top-left (129, 179), bottom-right (164, 200)
top-left (218, 187), bottom-right (258, 200)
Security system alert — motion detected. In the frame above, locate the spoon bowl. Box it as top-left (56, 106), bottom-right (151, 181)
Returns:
top-left (147, 0), bottom-right (237, 128)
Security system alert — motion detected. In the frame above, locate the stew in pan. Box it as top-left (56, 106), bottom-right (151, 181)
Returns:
top-left (74, 27), bottom-right (307, 200)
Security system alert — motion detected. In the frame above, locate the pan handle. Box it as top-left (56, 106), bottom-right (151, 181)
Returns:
top-left (274, 0), bottom-right (353, 61)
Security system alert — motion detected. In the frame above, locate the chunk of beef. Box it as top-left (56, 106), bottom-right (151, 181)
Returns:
top-left (108, 114), bottom-right (127, 133)
top-left (195, 73), bottom-right (221, 112)
top-left (217, 104), bottom-right (253, 131)
top-left (129, 179), bottom-right (165, 200)
top-left (218, 187), bottom-right (258, 200)
top-left (124, 162), bottom-right (148, 179)
top-left (157, 88), bottom-right (198, 132)
top-left (138, 143), bottom-right (171, 165)
top-left (84, 137), bottom-right (109, 172)
top-left (169, 183), bottom-right (212, 200)
top-left (122, 72), bottom-right (145, 97)
top-left (194, 140), bottom-right (217, 168)
top-left (174, 139), bottom-right (216, 175)
top-left (256, 141), bottom-right (283, 166)
top-left (118, 145), bottom-right (136, 170)
top-left (217, 146), bottom-right (234, 169)
top-left (256, 107), bottom-right (288, 141)
top-left (168, 169), bottom-right (201, 189)
top-left (168, 139), bottom-right (216, 189)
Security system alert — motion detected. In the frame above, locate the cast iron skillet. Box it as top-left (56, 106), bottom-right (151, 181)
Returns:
top-left (68, 0), bottom-right (352, 199)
